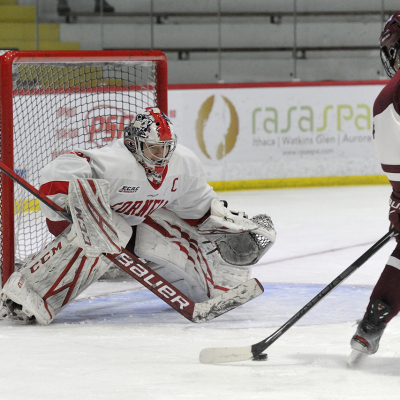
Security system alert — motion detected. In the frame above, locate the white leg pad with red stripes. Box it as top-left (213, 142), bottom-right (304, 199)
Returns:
top-left (68, 179), bottom-right (132, 257)
top-left (1, 225), bottom-right (112, 325)
top-left (0, 271), bottom-right (56, 325)
top-left (135, 208), bottom-right (251, 300)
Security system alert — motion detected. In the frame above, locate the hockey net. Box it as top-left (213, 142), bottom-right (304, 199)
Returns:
top-left (0, 50), bottom-right (168, 286)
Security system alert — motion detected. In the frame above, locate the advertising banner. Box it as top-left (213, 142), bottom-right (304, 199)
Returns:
top-left (168, 82), bottom-right (387, 186)
top-left (15, 81), bottom-right (389, 195)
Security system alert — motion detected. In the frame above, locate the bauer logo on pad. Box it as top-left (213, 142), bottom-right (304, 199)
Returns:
top-left (117, 185), bottom-right (141, 194)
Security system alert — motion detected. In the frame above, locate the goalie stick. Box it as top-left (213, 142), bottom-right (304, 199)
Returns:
top-left (199, 229), bottom-right (395, 363)
top-left (0, 161), bottom-right (263, 323)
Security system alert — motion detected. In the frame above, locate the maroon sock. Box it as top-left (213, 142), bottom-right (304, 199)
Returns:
top-left (369, 249), bottom-right (400, 322)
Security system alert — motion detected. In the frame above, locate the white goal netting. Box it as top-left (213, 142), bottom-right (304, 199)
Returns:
top-left (0, 51), bottom-right (167, 284)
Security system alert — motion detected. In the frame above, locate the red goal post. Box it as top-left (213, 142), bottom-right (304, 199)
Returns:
top-left (0, 50), bottom-right (168, 286)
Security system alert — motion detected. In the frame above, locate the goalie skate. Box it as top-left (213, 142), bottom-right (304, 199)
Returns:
top-left (0, 299), bottom-right (36, 324)
top-left (0, 272), bottom-right (56, 325)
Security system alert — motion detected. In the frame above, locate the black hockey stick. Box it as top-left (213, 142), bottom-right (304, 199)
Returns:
top-left (0, 161), bottom-right (264, 323)
top-left (199, 228), bottom-right (395, 363)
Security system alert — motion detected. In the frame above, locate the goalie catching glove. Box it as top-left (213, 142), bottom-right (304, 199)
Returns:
top-left (197, 199), bottom-right (276, 266)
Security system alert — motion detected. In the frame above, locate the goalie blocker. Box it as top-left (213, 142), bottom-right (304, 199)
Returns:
top-left (0, 179), bottom-right (275, 324)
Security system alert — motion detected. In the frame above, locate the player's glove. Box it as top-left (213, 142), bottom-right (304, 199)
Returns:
top-left (389, 192), bottom-right (400, 236)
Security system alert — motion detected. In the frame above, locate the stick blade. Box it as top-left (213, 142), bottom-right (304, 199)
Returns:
top-left (192, 278), bottom-right (264, 323)
top-left (199, 345), bottom-right (253, 364)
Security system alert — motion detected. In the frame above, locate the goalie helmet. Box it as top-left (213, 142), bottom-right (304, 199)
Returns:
top-left (380, 12), bottom-right (400, 78)
top-left (124, 107), bottom-right (177, 186)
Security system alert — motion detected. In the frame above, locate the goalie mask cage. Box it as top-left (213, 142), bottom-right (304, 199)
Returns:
top-left (0, 50), bottom-right (168, 287)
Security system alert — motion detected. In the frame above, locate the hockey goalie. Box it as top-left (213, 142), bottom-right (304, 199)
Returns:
top-left (0, 107), bottom-right (276, 325)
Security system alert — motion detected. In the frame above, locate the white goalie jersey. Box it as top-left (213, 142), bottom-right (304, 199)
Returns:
top-left (39, 138), bottom-right (218, 230)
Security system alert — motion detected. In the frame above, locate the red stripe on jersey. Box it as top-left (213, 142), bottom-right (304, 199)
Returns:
top-left (40, 182), bottom-right (70, 236)
top-left (39, 181), bottom-right (69, 196)
top-left (148, 165), bottom-right (169, 190)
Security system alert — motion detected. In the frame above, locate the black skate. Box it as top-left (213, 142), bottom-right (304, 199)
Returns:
top-left (348, 298), bottom-right (390, 366)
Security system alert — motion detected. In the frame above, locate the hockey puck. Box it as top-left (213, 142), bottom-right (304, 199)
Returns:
top-left (252, 353), bottom-right (268, 361)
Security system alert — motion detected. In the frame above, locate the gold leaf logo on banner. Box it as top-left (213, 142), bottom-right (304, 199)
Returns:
top-left (196, 95), bottom-right (239, 160)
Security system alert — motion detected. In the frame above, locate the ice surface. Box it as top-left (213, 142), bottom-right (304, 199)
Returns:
top-left (2, 184), bottom-right (400, 400)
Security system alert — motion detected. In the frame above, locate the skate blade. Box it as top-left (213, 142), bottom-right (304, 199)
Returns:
top-left (347, 349), bottom-right (367, 368)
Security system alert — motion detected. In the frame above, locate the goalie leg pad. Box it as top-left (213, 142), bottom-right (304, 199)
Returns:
top-left (1, 272), bottom-right (56, 325)
top-left (135, 208), bottom-right (224, 300)
top-left (68, 178), bottom-right (132, 257)
top-left (212, 258), bottom-right (252, 289)
top-left (0, 225), bottom-right (112, 325)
